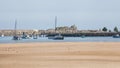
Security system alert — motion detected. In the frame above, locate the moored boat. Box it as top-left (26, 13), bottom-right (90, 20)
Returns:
top-left (113, 34), bottom-right (120, 38)
top-left (0, 34), bottom-right (4, 37)
top-left (80, 35), bottom-right (85, 38)
top-left (53, 34), bottom-right (64, 40)
top-left (48, 16), bottom-right (64, 40)
top-left (13, 20), bottom-right (21, 40)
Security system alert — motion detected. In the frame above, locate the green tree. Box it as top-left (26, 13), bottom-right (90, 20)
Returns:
top-left (102, 27), bottom-right (108, 32)
top-left (114, 26), bottom-right (119, 32)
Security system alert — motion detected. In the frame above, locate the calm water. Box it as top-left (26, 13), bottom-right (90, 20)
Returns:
top-left (0, 36), bottom-right (120, 43)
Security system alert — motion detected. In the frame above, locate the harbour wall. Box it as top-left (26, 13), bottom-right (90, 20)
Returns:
top-left (0, 30), bottom-right (118, 37)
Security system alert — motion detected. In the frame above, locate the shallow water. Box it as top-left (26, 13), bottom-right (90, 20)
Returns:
top-left (0, 36), bottom-right (120, 43)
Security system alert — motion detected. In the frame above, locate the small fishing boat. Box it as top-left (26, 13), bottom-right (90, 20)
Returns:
top-left (33, 35), bottom-right (38, 39)
top-left (81, 35), bottom-right (85, 38)
top-left (113, 34), bottom-right (120, 38)
top-left (22, 35), bottom-right (31, 39)
top-left (21, 33), bottom-right (31, 39)
top-left (48, 34), bottom-right (64, 40)
top-left (0, 34), bottom-right (4, 37)
top-left (53, 34), bottom-right (64, 40)
top-left (13, 36), bottom-right (21, 40)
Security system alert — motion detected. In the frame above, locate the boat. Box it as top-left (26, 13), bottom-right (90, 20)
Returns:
top-left (21, 32), bottom-right (31, 39)
top-left (113, 34), bottom-right (120, 38)
top-left (13, 36), bottom-right (21, 40)
top-left (53, 34), bottom-right (64, 40)
top-left (33, 34), bottom-right (38, 39)
top-left (12, 20), bottom-right (21, 40)
top-left (0, 34), bottom-right (4, 37)
top-left (81, 35), bottom-right (85, 38)
top-left (22, 35), bottom-right (31, 39)
top-left (48, 16), bottom-right (64, 40)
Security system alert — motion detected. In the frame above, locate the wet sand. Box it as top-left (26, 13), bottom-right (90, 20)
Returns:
top-left (0, 42), bottom-right (120, 68)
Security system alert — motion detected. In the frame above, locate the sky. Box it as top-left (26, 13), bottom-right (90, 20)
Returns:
top-left (0, 0), bottom-right (120, 30)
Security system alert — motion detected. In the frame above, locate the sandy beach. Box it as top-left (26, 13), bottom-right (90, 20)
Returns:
top-left (0, 42), bottom-right (120, 68)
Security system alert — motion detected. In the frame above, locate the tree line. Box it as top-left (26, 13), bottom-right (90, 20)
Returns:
top-left (102, 26), bottom-right (119, 32)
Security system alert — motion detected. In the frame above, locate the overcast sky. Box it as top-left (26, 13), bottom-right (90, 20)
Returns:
top-left (0, 0), bottom-right (120, 30)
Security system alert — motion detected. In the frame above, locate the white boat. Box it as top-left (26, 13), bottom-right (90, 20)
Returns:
top-left (0, 34), bottom-right (4, 37)
top-left (53, 34), bottom-right (64, 40)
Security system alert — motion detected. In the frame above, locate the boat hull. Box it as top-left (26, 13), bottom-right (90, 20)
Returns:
top-left (53, 37), bottom-right (64, 40)
top-left (48, 36), bottom-right (64, 40)
top-left (113, 36), bottom-right (120, 38)
top-left (13, 36), bottom-right (21, 40)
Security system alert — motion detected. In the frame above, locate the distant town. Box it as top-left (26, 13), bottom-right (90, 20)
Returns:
top-left (0, 25), bottom-right (119, 37)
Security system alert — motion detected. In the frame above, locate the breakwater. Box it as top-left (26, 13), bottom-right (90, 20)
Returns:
top-left (46, 32), bottom-right (119, 37)
top-left (0, 30), bottom-right (119, 37)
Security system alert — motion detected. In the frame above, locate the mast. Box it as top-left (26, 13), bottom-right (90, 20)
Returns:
top-left (14, 19), bottom-right (17, 36)
top-left (55, 16), bottom-right (57, 32)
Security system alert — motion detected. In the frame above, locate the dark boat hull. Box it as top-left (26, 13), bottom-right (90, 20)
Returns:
top-left (13, 36), bottom-right (20, 40)
top-left (113, 36), bottom-right (120, 38)
top-left (53, 37), bottom-right (64, 40)
top-left (48, 36), bottom-right (64, 40)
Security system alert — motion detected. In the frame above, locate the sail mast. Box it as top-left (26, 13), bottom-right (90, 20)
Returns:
top-left (55, 16), bottom-right (57, 32)
top-left (14, 19), bottom-right (17, 36)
